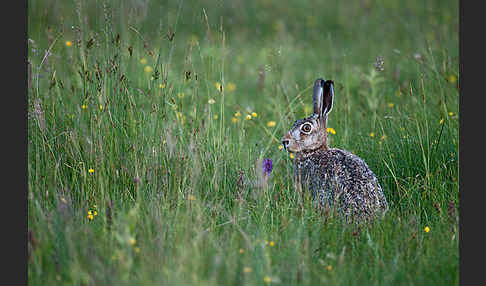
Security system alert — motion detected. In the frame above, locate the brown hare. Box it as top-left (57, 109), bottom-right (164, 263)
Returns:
top-left (282, 78), bottom-right (388, 222)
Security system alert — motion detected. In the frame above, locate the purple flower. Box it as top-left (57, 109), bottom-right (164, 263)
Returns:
top-left (262, 158), bottom-right (273, 176)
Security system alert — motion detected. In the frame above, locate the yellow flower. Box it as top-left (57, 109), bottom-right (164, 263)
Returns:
top-left (269, 241), bottom-right (275, 247)
top-left (370, 132), bottom-right (375, 138)
top-left (99, 105), bottom-right (103, 111)
top-left (188, 34), bottom-right (199, 45)
top-left (243, 267), bottom-right (253, 273)
top-left (177, 92), bottom-right (184, 99)
top-left (144, 66), bottom-right (153, 73)
top-left (88, 168), bottom-right (94, 174)
top-left (267, 121), bottom-right (276, 127)
top-left (215, 82), bottom-right (223, 92)
top-left (134, 247), bottom-right (141, 253)
top-left (388, 103), bottom-right (394, 108)
top-left (439, 119), bottom-right (445, 124)
top-left (140, 58), bottom-right (147, 65)
top-left (65, 41), bottom-right (72, 47)
top-left (93, 210), bottom-right (98, 216)
top-left (327, 265), bottom-right (332, 271)
top-left (226, 82), bottom-right (236, 92)
top-left (289, 153), bottom-right (295, 159)
top-left (448, 112), bottom-right (454, 116)
top-left (231, 117), bottom-right (239, 123)
top-left (448, 75), bottom-right (457, 83)
top-left (208, 98), bottom-right (215, 104)
top-left (87, 214), bottom-right (94, 221)
top-left (245, 114), bottom-right (252, 120)
top-left (264, 276), bottom-right (272, 283)
top-left (278, 145), bottom-right (284, 150)
top-left (326, 127), bottom-right (336, 135)
top-left (81, 104), bottom-right (87, 110)
top-left (159, 83), bottom-right (166, 89)
top-left (239, 248), bottom-right (244, 254)
top-left (88, 210), bottom-right (92, 216)
top-left (234, 111), bottom-right (241, 117)
top-left (188, 195), bottom-right (196, 201)
top-left (424, 226), bottom-right (430, 233)
top-left (129, 238), bottom-right (136, 246)
top-left (251, 112), bottom-right (258, 118)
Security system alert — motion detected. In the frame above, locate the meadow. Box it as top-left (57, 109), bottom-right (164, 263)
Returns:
top-left (27, 0), bottom-right (459, 285)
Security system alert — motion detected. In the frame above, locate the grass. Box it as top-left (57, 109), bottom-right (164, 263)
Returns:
top-left (28, 0), bottom-right (459, 285)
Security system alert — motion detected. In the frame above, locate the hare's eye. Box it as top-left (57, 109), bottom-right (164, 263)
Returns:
top-left (300, 123), bottom-right (312, 134)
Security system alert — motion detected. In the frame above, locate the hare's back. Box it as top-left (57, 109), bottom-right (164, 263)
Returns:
top-left (316, 148), bottom-right (387, 217)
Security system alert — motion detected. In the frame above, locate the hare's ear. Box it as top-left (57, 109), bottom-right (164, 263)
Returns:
top-left (313, 78), bottom-right (334, 118)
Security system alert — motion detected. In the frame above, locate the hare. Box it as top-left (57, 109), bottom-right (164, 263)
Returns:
top-left (282, 78), bottom-right (388, 222)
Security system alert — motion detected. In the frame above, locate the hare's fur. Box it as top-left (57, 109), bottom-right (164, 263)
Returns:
top-left (283, 78), bottom-right (388, 222)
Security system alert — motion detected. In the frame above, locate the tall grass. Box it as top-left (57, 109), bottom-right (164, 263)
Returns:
top-left (28, 0), bottom-right (458, 285)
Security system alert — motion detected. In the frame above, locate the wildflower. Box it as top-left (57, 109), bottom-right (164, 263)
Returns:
top-left (388, 103), bottom-right (394, 108)
top-left (88, 210), bottom-right (92, 216)
top-left (380, 135), bottom-right (387, 141)
top-left (188, 35), bottom-right (199, 46)
top-left (140, 58), bottom-right (147, 65)
top-left (440, 119), bottom-right (445, 124)
top-left (239, 248), bottom-right (244, 254)
top-left (208, 98), bottom-right (215, 104)
top-left (188, 195), bottom-right (196, 201)
top-left (269, 241), bottom-right (275, 247)
top-left (226, 82), bottom-right (236, 92)
top-left (231, 117), bottom-right (239, 123)
top-left (289, 153), bottom-right (295, 159)
top-left (93, 210), bottom-right (98, 216)
top-left (251, 112), bottom-right (258, 118)
top-left (245, 114), bottom-right (252, 120)
top-left (448, 112), bottom-right (454, 117)
top-left (374, 56), bottom-right (384, 71)
top-left (327, 265), bottom-right (333, 271)
top-left (99, 105), bottom-right (103, 111)
top-left (129, 238), bottom-right (136, 246)
top-left (424, 226), bottom-right (430, 233)
top-left (326, 127), bottom-right (336, 135)
top-left (234, 111), bottom-right (241, 117)
top-left (448, 75), bottom-right (457, 83)
top-left (370, 132), bottom-right (375, 138)
top-left (135, 247), bottom-right (141, 253)
top-left (215, 82), bottom-right (223, 92)
top-left (159, 83), bottom-right (166, 89)
top-left (144, 66), bottom-right (153, 73)
top-left (243, 267), bottom-right (253, 273)
top-left (278, 145), bottom-right (284, 150)
top-left (81, 104), bottom-right (87, 110)
top-left (87, 214), bottom-right (94, 221)
top-left (262, 158), bottom-right (273, 176)
top-left (177, 92), bottom-right (184, 99)
top-left (267, 121), bottom-right (276, 127)
top-left (65, 41), bottom-right (72, 47)
top-left (88, 168), bottom-right (94, 174)
top-left (264, 276), bottom-right (272, 283)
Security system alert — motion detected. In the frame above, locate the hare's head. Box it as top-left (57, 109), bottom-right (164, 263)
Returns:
top-left (282, 78), bottom-right (334, 153)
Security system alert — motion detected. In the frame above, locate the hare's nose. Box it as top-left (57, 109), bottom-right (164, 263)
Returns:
top-left (281, 139), bottom-right (289, 150)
